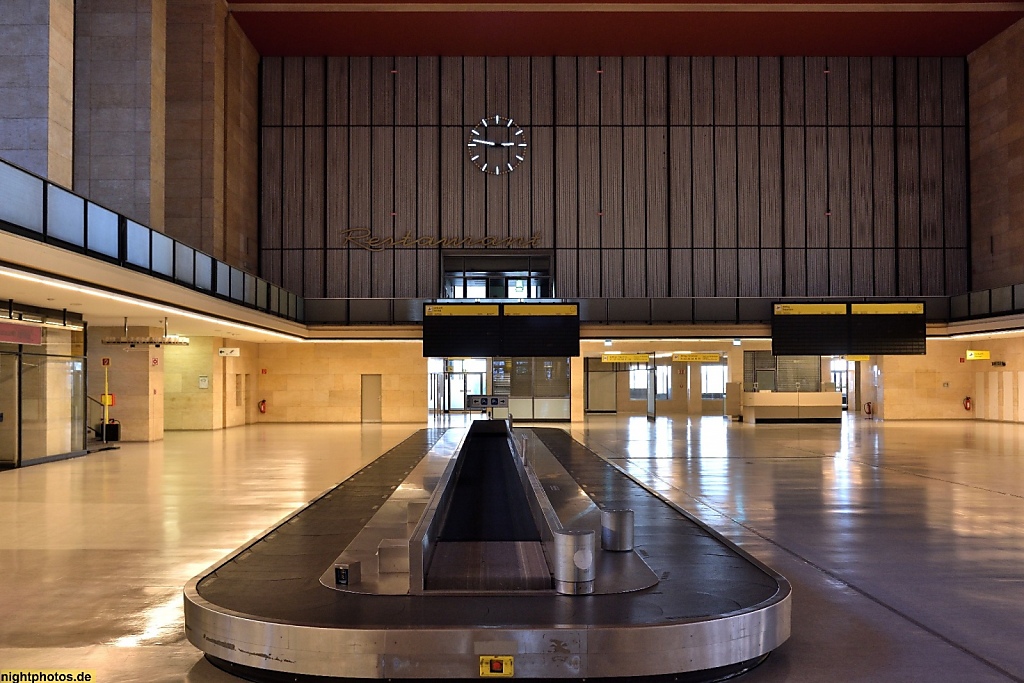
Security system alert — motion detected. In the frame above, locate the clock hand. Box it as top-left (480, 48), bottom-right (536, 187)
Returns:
top-left (472, 138), bottom-right (497, 146)
top-left (500, 142), bottom-right (515, 147)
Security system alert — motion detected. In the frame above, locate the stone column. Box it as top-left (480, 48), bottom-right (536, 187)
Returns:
top-left (88, 326), bottom-right (164, 442)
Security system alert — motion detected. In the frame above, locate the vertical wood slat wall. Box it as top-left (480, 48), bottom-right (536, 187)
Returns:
top-left (260, 55), bottom-right (968, 300)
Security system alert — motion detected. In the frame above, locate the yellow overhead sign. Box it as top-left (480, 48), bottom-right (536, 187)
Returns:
top-left (844, 355), bottom-right (871, 361)
top-left (966, 350), bottom-right (990, 360)
top-left (773, 303), bottom-right (847, 315)
top-left (851, 303), bottom-right (924, 315)
top-left (602, 353), bottom-right (651, 363)
top-left (672, 353), bottom-right (721, 363)
top-left (504, 304), bottom-right (577, 316)
top-left (424, 304), bottom-right (499, 316)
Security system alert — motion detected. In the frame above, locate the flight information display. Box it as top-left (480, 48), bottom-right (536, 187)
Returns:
top-left (771, 302), bottom-right (926, 356)
top-left (422, 303), bottom-right (579, 358)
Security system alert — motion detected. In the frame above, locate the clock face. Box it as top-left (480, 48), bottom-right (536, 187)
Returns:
top-left (467, 115), bottom-right (528, 175)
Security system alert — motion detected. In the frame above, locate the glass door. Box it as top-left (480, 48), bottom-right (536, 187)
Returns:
top-left (0, 351), bottom-right (18, 467)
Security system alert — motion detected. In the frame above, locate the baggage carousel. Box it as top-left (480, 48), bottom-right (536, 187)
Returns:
top-left (184, 421), bottom-right (791, 681)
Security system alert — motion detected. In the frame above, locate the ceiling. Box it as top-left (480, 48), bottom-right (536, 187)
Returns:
top-left (229, 1), bottom-right (1024, 57)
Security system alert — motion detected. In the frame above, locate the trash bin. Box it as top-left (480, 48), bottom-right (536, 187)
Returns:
top-left (96, 422), bottom-right (120, 441)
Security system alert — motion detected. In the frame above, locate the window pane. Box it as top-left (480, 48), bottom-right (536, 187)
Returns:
top-left (215, 262), bottom-right (230, 296)
top-left (174, 242), bottom-right (194, 285)
top-left (195, 252), bottom-right (213, 290)
top-left (46, 185), bottom-right (84, 246)
top-left (0, 162), bottom-right (43, 232)
top-left (126, 221), bottom-right (150, 268)
top-left (86, 203), bottom-right (119, 257)
top-left (151, 232), bottom-right (173, 276)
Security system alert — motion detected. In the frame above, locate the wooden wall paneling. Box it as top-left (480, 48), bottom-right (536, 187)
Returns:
top-left (668, 127), bottom-right (692, 247)
top-left (348, 57), bottom-right (372, 125)
top-left (463, 151), bottom-right (486, 240)
top-left (943, 128), bottom-right (967, 248)
top-left (555, 57), bottom-right (578, 126)
top-left (303, 128), bottom-right (324, 250)
top-left (623, 57), bottom-right (645, 125)
top-left (826, 57), bottom-right (849, 126)
top-left (577, 56), bottom-right (600, 126)
top-left (829, 249), bottom-right (851, 296)
top-left (623, 249), bottom-right (645, 297)
top-left (417, 57), bottom-right (439, 125)
top-left (783, 127), bottom-right (806, 247)
top-left (714, 127), bottom-right (737, 248)
top-left (282, 250), bottom-right (303, 295)
top-left (848, 58), bottom-right (872, 125)
top-left (716, 248), bottom-right (737, 296)
top-left (670, 248), bottom-right (693, 296)
top-left (737, 128), bottom-right (759, 248)
top-left (736, 57), bottom-right (758, 126)
top-left (802, 126), bottom-right (827, 248)
top-left (602, 249), bottom-right (624, 297)
top-left (804, 57), bottom-right (826, 125)
top-left (896, 127), bottom-right (920, 248)
top-left (440, 57), bottom-right (463, 125)
top-left (530, 127), bottom-right (554, 246)
top-left (486, 56), bottom-right (509, 119)
top-left (371, 127), bottom-right (395, 296)
top-left (918, 58), bottom-right (942, 126)
top-left (714, 57), bottom-right (736, 125)
top-left (372, 58), bottom-right (395, 126)
top-left (326, 57), bottom-right (348, 125)
top-left (898, 248), bottom-right (921, 295)
top-left (872, 57), bottom-right (894, 125)
top-left (463, 57), bottom-right (486, 124)
top-left (261, 127), bottom-right (282, 248)
top-left (509, 57), bottom-right (531, 125)
top-left (349, 250), bottom-right (371, 297)
top-left (646, 57), bottom-right (667, 126)
top-left (873, 128), bottom-right (895, 247)
top-left (646, 127), bottom-right (668, 248)
top-left (262, 57), bottom-right (283, 125)
top-left (417, 249), bottom-right (439, 298)
top-left (668, 57), bottom-right (691, 125)
top-left (874, 248), bottom-right (896, 295)
top-left (921, 248), bottom-right (944, 295)
top-left (555, 128), bottom-right (579, 249)
top-left (761, 248), bottom-right (782, 297)
top-left (895, 58), bottom-right (919, 126)
top-left (325, 128), bottom-right (349, 247)
top-left (304, 248), bottom-right (323, 298)
top-left (262, 249), bottom-right (281, 287)
top-left (692, 128), bottom-right (714, 248)
top-left (508, 153), bottom-right (531, 242)
top-left (416, 128), bottom-right (439, 239)
top-left (782, 57), bottom-right (804, 126)
top-left (759, 127), bottom-right (782, 247)
top-left (693, 248), bottom-right (714, 296)
top-left (486, 170), bottom-right (509, 239)
top-left (283, 58), bottom-right (304, 126)
top-left (395, 56), bottom-right (418, 125)
top-left (600, 127), bottom-right (623, 248)
top-left (647, 249), bottom-right (667, 297)
top-left (942, 58), bottom-right (966, 126)
top-left (395, 127), bottom-right (417, 240)
top-left (348, 127), bottom-right (372, 230)
top-left (919, 127), bottom-right (942, 247)
top-left (806, 248), bottom-right (828, 294)
top-left (623, 128), bottom-right (646, 248)
top-left (439, 127), bottom-right (463, 237)
top-left (578, 127), bottom-right (600, 248)
top-left (759, 57), bottom-right (781, 125)
top-left (828, 127), bottom-right (850, 247)
top-left (850, 127), bottom-right (872, 248)
top-left (304, 57), bottom-right (324, 126)
top-left (738, 248), bottom-right (760, 297)
top-left (946, 248), bottom-right (967, 294)
top-left (556, 248), bottom-right (578, 298)
top-left (784, 248), bottom-right (806, 295)
top-left (531, 57), bottom-right (554, 126)
top-left (394, 248), bottom-right (417, 297)
top-left (282, 128), bottom-right (303, 249)
top-left (599, 57), bottom-right (622, 125)
top-left (852, 249), bottom-right (873, 295)
top-left (326, 249), bottom-right (347, 297)
top-left (578, 248), bottom-right (600, 297)
top-left (691, 57), bottom-right (713, 126)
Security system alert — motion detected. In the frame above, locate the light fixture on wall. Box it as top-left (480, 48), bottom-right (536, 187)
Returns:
top-left (733, 338), bottom-right (742, 346)
top-left (102, 317), bottom-right (190, 347)
top-left (604, 339), bottom-right (612, 346)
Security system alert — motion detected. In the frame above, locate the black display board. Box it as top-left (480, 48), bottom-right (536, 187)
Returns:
top-left (849, 304), bottom-right (927, 355)
top-left (422, 303), bottom-right (579, 358)
top-left (770, 303), bottom-right (850, 356)
top-left (421, 304), bottom-right (502, 358)
top-left (771, 303), bottom-right (926, 356)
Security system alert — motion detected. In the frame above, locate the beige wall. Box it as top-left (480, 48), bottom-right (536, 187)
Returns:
top-left (87, 327), bottom-right (164, 441)
top-left (164, 338), bottom-right (259, 430)
top-left (969, 17), bottom-right (1024, 290)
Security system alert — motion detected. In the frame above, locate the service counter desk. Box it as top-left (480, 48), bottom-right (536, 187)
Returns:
top-left (742, 391), bottom-right (843, 424)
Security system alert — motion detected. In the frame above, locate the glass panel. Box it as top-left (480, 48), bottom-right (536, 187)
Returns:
top-left (295, 297), bottom-right (304, 322)
top-left (19, 329), bottom-right (86, 462)
top-left (288, 293), bottom-right (297, 319)
top-left (0, 352), bottom-right (18, 466)
top-left (86, 202), bottom-right (119, 257)
top-left (46, 185), bottom-right (85, 246)
top-left (152, 232), bottom-right (174, 276)
top-left (174, 242), bottom-right (194, 285)
top-left (533, 357), bottom-right (570, 397)
top-left (126, 221), bottom-right (150, 268)
top-left (230, 268), bottom-right (244, 300)
top-left (701, 365), bottom-right (727, 399)
top-left (0, 161), bottom-right (43, 232)
top-left (215, 262), bottom-right (230, 296)
top-left (269, 285), bottom-right (280, 313)
top-left (244, 274), bottom-right (256, 305)
top-left (195, 252), bottom-right (213, 290)
top-left (448, 374), bottom-right (465, 410)
top-left (463, 358), bottom-right (487, 373)
top-left (256, 279), bottom-right (268, 308)
top-left (279, 289), bottom-right (289, 316)
top-left (775, 356), bottom-right (821, 392)
top-left (629, 365), bottom-right (648, 400)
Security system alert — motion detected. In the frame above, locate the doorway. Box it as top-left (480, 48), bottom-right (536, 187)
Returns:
top-left (0, 351), bottom-right (18, 467)
top-left (427, 358), bottom-right (487, 413)
top-left (361, 374), bottom-right (382, 423)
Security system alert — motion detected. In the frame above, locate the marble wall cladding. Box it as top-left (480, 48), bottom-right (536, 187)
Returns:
top-left (87, 326), bottom-right (164, 442)
top-left (0, 2), bottom-right (51, 179)
top-left (164, 338), bottom-right (259, 430)
top-left (47, 0), bottom-right (74, 186)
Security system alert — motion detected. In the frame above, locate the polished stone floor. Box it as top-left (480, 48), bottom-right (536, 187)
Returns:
top-left (1, 416), bottom-right (1023, 682)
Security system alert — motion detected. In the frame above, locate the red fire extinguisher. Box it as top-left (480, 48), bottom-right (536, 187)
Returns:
top-left (863, 401), bottom-right (872, 416)
top-left (258, 399), bottom-right (267, 414)
top-left (963, 396), bottom-right (972, 411)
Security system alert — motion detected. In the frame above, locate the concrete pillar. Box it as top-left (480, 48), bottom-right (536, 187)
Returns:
top-left (0, 0), bottom-right (75, 186)
top-left (688, 365), bottom-right (703, 415)
top-left (88, 326), bottom-right (164, 442)
top-left (570, 355), bottom-right (585, 422)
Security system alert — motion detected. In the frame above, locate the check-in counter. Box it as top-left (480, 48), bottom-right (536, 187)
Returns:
top-left (742, 391), bottom-right (843, 424)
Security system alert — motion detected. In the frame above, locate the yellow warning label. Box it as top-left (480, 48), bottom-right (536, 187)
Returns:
top-left (851, 303), bottom-right (924, 315)
top-left (424, 304), bottom-right (499, 317)
top-left (672, 353), bottom-right (721, 362)
top-left (504, 304), bottom-right (578, 316)
top-left (966, 350), bottom-right (990, 360)
top-left (844, 355), bottom-right (871, 361)
top-left (773, 303), bottom-right (847, 315)
top-left (602, 353), bottom-right (651, 363)
top-left (479, 655), bottom-right (514, 677)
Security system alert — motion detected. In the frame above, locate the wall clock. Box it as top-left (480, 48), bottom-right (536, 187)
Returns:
top-left (466, 115), bottom-right (528, 175)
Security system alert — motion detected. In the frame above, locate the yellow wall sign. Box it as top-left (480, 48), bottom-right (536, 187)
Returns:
top-left (773, 303), bottom-right (846, 315)
top-left (424, 304), bottom-right (499, 317)
top-left (851, 303), bottom-right (924, 315)
top-left (966, 350), bottom-right (990, 360)
top-left (504, 304), bottom-right (577, 316)
top-left (479, 655), bottom-right (514, 678)
top-left (672, 353), bottom-right (721, 362)
top-left (602, 353), bottom-right (651, 363)
top-left (844, 355), bottom-right (871, 362)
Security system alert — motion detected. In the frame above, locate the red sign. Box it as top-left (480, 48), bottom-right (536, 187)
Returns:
top-left (261, 368), bottom-right (268, 374)
top-left (151, 357), bottom-right (159, 366)
top-left (0, 321), bottom-right (42, 345)
top-left (101, 357), bottom-right (111, 366)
